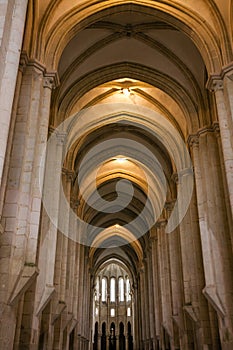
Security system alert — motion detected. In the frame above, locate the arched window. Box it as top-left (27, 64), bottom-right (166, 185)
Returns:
top-left (95, 277), bottom-right (100, 301)
top-left (126, 278), bottom-right (131, 301)
top-left (96, 277), bottom-right (99, 299)
top-left (110, 277), bottom-right (116, 302)
top-left (127, 307), bottom-right (131, 317)
top-left (102, 277), bottom-right (107, 302)
top-left (119, 277), bottom-right (124, 302)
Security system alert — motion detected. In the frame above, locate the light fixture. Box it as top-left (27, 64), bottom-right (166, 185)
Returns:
top-left (122, 88), bottom-right (131, 97)
top-left (114, 157), bottom-right (127, 163)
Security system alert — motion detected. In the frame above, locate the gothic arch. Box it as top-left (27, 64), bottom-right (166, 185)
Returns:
top-left (54, 63), bottom-right (202, 133)
top-left (36, 1), bottom-right (229, 73)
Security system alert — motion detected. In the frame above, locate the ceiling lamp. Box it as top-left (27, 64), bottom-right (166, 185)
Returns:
top-left (115, 157), bottom-right (127, 163)
top-left (122, 88), bottom-right (131, 97)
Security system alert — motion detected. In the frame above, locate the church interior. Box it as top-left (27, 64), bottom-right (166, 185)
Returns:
top-left (0, 1), bottom-right (233, 349)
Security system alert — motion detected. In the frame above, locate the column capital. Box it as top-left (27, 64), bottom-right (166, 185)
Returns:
top-left (48, 127), bottom-right (67, 144)
top-left (19, 51), bottom-right (45, 75)
top-left (155, 219), bottom-right (167, 229)
top-left (206, 75), bottom-right (223, 92)
top-left (149, 226), bottom-right (157, 241)
top-left (221, 62), bottom-right (233, 81)
top-left (165, 200), bottom-right (176, 212)
top-left (19, 52), bottom-right (60, 89)
top-left (206, 62), bottom-right (233, 91)
top-left (43, 71), bottom-right (60, 89)
top-left (70, 198), bottom-right (80, 210)
top-left (62, 168), bottom-right (74, 181)
top-left (171, 168), bottom-right (193, 184)
top-left (187, 134), bottom-right (199, 148)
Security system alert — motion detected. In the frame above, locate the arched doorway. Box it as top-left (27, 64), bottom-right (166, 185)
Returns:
top-left (101, 323), bottom-right (107, 350)
top-left (109, 323), bottom-right (116, 350)
top-left (119, 322), bottom-right (126, 350)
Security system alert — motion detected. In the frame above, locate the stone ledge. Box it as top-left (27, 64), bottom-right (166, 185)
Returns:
top-left (202, 285), bottom-right (226, 318)
top-left (8, 265), bottom-right (39, 306)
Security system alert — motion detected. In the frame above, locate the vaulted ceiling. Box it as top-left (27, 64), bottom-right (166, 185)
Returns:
top-left (25, 0), bottom-right (233, 272)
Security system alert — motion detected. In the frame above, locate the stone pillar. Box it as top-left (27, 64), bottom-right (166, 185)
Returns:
top-left (150, 227), bottom-right (162, 348)
top-left (0, 58), bottom-right (57, 349)
top-left (207, 71), bottom-right (233, 218)
top-left (25, 72), bottom-right (57, 266)
top-left (0, 0), bottom-right (28, 187)
top-left (157, 219), bottom-right (173, 343)
top-left (71, 209), bottom-right (81, 321)
top-left (147, 246), bottom-right (156, 347)
top-left (165, 202), bottom-right (184, 349)
top-left (30, 129), bottom-right (65, 350)
top-left (190, 129), bottom-right (233, 349)
top-left (139, 266), bottom-right (146, 348)
top-left (77, 244), bottom-right (85, 344)
top-left (59, 170), bottom-right (73, 304)
top-left (143, 258), bottom-right (151, 349)
top-left (133, 281), bottom-right (140, 350)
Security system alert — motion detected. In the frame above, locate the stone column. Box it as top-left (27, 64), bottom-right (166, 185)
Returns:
top-left (0, 0), bottom-right (28, 187)
top-left (147, 247), bottom-right (156, 347)
top-left (133, 281), bottom-right (140, 350)
top-left (143, 258), bottom-right (151, 349)
top-left (165, 201), bottom-right (185, 349)
top-left (25, 72), bottom-right (57, 266)
top-left (77, 244), bottom-right (85, 347)
top-left (71, 206), bottom-right (81, 321)
top-left (207, 72), bottom-right (233, 218)
top-left (150, 227), bottom-right (162, 348)
top-left (59, 170), bottom-right (73, 304)
top-left (157, 219), bottom-right (173, 342)
top-left (139, 266), bottom-right (146, 348)
top-left (31, 130), bottom-right (65, 350)
top-left (190, 129), bottom-right (233, 349)
top-left (0, 60), bottom-right (57, 349)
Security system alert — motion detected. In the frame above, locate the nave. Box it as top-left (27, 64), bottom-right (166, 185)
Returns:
top-left (0, 1), bottom-right (233, 349)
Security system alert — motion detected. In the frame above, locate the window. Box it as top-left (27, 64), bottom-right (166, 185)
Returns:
top-left (96, 277), bottom-right (99, 299)
top-left (110, 277), bottom-right (116, 302)
top-left (127, 307), bottom-right (131, 317)
top-left (110, 308), bottom-right (115, 317)
top-left (119, 277), bottom-right (124, 301)
top-left (102, 277), bottom-right (107, 302)
top-left (126, 278), bottom-right (131, 301)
